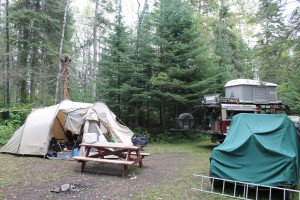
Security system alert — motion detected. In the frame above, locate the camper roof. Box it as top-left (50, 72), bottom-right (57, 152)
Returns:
top-left (224, 79), bottom-right (278, 87)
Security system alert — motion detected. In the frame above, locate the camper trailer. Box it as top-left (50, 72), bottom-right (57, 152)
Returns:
top-left (172, 79), bottom-right (290, 143)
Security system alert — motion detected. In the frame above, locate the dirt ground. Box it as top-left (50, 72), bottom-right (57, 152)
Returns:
top-left (0, 150), bottom-right (203, 200)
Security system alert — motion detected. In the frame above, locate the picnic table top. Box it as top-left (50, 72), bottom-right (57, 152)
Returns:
top-left (80, 142), bottom-right (141, 150)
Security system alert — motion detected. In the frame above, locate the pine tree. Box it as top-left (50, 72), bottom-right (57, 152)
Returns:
top-left (211, 0), bottom-right (253, 82)
top-left (129, 0), bottom-right (156, 128)
top-left (275, 5), bottom-right (300, 114)
top-left (149, 0), bottom-right (214, 129)
top-left (100, 0), bottom-right (134, 120)
top-left (255, 0), bottom-right (286, 83)
top-left (8, 0), bottom-right (74, 106)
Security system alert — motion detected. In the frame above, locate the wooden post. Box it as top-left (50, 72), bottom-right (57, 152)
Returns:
top-left (60, 54), bottom-right (71, 100)
top-left (55, 0), bottom-right (70, 104)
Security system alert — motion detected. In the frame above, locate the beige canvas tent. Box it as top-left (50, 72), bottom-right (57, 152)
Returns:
top-left (0, 100), bottom-right (134, 156)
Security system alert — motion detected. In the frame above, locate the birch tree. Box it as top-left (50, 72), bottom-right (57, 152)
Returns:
top-left (92, 0), bottom-right (99, 101)
top-left (0, 0), bottom-right (3, 30)
top-left (6, 0), bottom-right (73, 106)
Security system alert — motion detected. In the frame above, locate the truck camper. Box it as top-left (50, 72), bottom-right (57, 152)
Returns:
top-left (171, 79), bottom-right (290, 143)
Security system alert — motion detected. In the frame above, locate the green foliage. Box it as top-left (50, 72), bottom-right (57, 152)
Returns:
top-left (0, 110), bottom-right (29, 147)
top-left (278, 72), bottom-right (300, 115)
top-left (146, 0), bottom-right (216, 130)
top-left (253, 0), bottom-right (300, 114)
top-left (154, 130), bottom-right (210, 144)
top-left (255, 0), bottom-right (287, 83)
top-left (99, 0), bottom-right (134, 120)
top-left (2, 0), bottom-right (300, 142)
top-left (5, 0), bottom-right (74, 105)
top-left (0, 123), bottom-right (15, 147)
top-left (210, 1), bottom-right (253, 80)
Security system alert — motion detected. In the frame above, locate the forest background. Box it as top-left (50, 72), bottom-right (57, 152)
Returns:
top-left (0, 0), bottom-right (300, 145)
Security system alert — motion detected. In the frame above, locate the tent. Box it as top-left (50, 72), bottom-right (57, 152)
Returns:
top-left (0, 100), bottom-right (134, 156)
top-left (210, 113), bottom-right (300, 186)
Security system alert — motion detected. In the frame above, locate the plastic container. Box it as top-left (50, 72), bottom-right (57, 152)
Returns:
top-left (57, 151), bottom-right (72, 159)
top-left (72, 148), bottom-right (78, 157)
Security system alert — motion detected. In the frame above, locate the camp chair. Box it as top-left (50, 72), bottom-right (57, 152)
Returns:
top-left (65, 130), bottom-right (81, 150)
top-left (50, 137), bottom-right (64, 151)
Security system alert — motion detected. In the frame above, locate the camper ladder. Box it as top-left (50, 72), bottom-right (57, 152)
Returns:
top-left (192, 174), bottom-right (300, 200)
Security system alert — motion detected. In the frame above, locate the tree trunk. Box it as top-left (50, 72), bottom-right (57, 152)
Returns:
top-left (4, 0), bottom-right (10, 107)
top-left (87, 45), bottom-right (92, 91)
top-left (0, 0), bottom-right (3, 31)
top-left (83, 47), bottom-right (87, 92)
top-left (42, 63), bottom-right (49, 106)
top-left (55, 0), bottom-right (70, 103)
top-left (30, 0), bottom-right (41, 104)
top-left (19, 0), bottom-right (31, 104)
top-left (92, 0), bottom-right (99, 101)
top-left (30, 56), bottom-right (37, 104)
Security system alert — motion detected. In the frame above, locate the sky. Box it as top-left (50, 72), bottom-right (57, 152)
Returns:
top-left (71, 0), bottom-right (299, 22)
top-left (70, 0), bottom-right (148, 27)
top-left (285, 0), bottom-right (300, 16)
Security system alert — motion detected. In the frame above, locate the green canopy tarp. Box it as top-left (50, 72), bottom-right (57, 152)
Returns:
top-left (210, 113), bottom-right (300, 186)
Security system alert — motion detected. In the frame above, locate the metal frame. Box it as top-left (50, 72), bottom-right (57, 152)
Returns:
top-left (192, 174), bottom-right (300, 200)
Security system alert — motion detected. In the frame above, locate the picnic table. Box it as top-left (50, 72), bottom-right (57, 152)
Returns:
top-left (73, 142), bottom-right (150, 176)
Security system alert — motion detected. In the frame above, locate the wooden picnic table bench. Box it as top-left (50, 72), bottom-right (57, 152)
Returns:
top-left (122, 151), bottom-right (151, 158)
top-left (73, 142), bottom-right (150, 176)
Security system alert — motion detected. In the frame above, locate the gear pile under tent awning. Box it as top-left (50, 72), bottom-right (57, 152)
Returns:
top-left (0, 100), bottom-right (134, 156)
top-left (210, 113), bottom-right (300, 186)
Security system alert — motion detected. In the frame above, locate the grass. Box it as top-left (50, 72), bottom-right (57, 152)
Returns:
top-left (131, 141), bottom-right (234, 200)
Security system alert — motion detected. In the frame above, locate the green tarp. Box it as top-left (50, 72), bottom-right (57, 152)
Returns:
top-left (210, 114), bottom-right (300, 186)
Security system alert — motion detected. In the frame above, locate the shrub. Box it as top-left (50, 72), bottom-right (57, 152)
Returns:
top-left (134, 128), bottom-right (210, 144)
top-left (0, 109), bottom-right (29, 147)
top-left (0, 123), bottom-right (15, 147)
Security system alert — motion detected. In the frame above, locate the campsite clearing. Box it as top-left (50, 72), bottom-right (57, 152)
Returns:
top-left (0, 141), bottom-right (233, 200)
